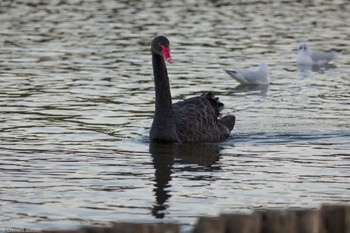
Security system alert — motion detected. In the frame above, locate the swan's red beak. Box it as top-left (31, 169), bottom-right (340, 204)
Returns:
top-left (161, 45), bottom-right (174, 64)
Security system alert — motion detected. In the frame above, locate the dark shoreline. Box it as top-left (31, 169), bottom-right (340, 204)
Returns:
top-left (15, 204), bottom-right (350, 233)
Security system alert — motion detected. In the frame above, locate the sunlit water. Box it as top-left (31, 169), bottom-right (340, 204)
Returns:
top-left (0, 0), bottom-right (349, 231)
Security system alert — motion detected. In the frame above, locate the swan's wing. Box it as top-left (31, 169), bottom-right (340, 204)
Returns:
top-left (173, 92), bottom-right (234, 142)
top-left (310, 50), bottom-right (341, 64)
top-left (225, 69), bottom-right (267, 85)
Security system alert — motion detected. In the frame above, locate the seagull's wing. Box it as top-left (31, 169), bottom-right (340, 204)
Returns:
top-left (310, 50), bottom-right (341, 64)
top-left (237, 69), bottom-right (269, 85)
top-left (224, 69), bottom-right (250, 84)
top-left (225, 69), bottom-right (267, 85)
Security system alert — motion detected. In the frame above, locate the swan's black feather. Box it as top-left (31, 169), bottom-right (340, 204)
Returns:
top-left (172, 92), bottom-right (235, 143)
top-left (150, 36), bottom-right (235, 143)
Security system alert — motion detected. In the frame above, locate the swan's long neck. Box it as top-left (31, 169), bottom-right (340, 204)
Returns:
top-left (150, 51), bottom-right (178, 142)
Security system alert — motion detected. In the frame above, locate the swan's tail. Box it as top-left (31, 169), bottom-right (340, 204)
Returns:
top-left (202, 91), bottom-right (224, 115)
top-left (220, 115), bottom-right (236, 132)
top-left (202, 91), bottom-right (236, 134)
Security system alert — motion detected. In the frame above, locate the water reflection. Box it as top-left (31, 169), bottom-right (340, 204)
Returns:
top-left (1, 0), bottom-right (350, 229)
top-left (297, 63), bottom-right (337, 78)
top-left (229, 84), bottom-right (269, 96)
top-left (150, 143), bottom-right (175, 218)
top-left (149, 142), bottom-right (221, 218)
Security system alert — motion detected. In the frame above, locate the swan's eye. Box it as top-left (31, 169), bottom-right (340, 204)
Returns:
top-left (299, 45), bottom-right (302, 50)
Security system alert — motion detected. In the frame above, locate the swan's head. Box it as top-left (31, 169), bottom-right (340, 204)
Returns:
top-left (151, 36), bottom-right (174, 64)
top-left (298, 43), bottom-right (310, 53)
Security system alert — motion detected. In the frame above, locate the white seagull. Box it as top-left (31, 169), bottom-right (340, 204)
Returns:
top-left (297, 43), bottom-right (342, 65)
top-left (224, 63), bottom-right (270, 85)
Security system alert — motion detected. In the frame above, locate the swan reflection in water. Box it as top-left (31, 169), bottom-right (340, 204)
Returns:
top-left (297, 63), bottom-right (337, 78)
top-left (149, 142), bottom-right (222, 218)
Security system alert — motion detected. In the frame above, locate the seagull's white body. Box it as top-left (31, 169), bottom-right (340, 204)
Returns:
top-left (224, 63), bottom-right (270, 85)
top-left (297, 44), bottom-right (342, 65)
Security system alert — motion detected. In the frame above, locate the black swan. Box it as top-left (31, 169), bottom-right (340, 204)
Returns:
top-left (150, 35), bottom-right (235, 143)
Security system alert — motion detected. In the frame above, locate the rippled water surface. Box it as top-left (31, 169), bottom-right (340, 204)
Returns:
top-left (1, 0), bottom-right (350, 230)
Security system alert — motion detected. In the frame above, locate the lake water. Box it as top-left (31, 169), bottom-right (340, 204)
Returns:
top-left (0, 0), bottom-right (349, 231)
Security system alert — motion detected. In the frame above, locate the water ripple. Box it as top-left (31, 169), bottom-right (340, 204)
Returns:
top-left (0, 0), bottom-right (350, 230)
